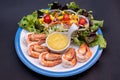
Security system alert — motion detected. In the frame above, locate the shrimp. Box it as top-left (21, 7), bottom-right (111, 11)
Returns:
top-left (28, 43), bottom-right (49, 58)
top-left (63, 48), bottom-right (75, 60)
top-left (62, 48), bottom-right (77, 68)
top-left (26, 33), bottom-right (46, 44)
top-left (76, 43), bottom-right (92, 63)
top-left (45, 53), bottom-right (62, 61)
top-left (39, 52), bottom-right (62, 67)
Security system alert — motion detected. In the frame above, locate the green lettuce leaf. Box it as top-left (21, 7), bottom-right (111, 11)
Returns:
top-left (67, 2), bottom-right (79, 9)
top-left (92, 20), bottom-right (104, 27)
top-left (89, 34), bottom-right (107, 48)
top-left (18, 11), bottom-right (38, 32)
top-left (90, 20), bottom-right (104, 32)
top-left (72, 37), bottom-right (84, 46)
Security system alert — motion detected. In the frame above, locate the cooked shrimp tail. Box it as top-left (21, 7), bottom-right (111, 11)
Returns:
top-left (76, 43), bottom-right (92, 62)
top-left (39, 52), bottom-right (62, 67)
top-left (28, 42), bottom-right (49, 58)
top-left (26, 33), bottom-right (46, 44)
top-left (62, 48), bottom-right (77, 68)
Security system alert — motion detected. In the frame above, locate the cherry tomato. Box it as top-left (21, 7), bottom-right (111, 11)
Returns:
top-left (44, 14), bottom-right (51, 24)
top-left (63, 14), bottom-right (70, 21)
top-left (79, 18), bottom-right (86, 25)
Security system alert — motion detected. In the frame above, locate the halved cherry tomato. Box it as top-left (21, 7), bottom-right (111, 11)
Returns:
top-left (44, 14), bottom-right (51, 24)
top-left (79, 18), bottom-right (86, 25)
top-left (63, 14), bottom-right (70, 21)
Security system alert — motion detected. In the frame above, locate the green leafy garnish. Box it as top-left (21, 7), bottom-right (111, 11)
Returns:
top-left (72, 37), bottom-right (84, 46)
top-left (92, 20), bottom-right (104, 27)
top-left (90, 20), bottom-right (104, 32)
top-left (67, 2), bottom-right (79, 9)
top-left (18, 11), bottom-right (38, 32)
top-left (88, 34), bottom-right (107, 48)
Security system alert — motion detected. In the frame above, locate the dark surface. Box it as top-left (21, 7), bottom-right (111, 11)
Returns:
top-left (0, 0), bottom-right (120, 80)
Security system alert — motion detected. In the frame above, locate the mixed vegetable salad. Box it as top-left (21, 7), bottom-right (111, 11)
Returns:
top-left (18, 1), bottom-right (107, 49)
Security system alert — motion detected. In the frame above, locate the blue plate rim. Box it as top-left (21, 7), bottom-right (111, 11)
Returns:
top-left (15, 27), bottom-right (103, 77)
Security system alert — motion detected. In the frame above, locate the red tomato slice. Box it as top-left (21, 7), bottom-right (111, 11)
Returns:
top-left (79, 18), bottom-right (86, 25)
top-left (63, 14), bottom-right (70, 21)
top-left (44, 14), bottom-right (51, 24)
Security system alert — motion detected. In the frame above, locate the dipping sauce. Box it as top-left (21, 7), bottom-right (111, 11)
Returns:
top-left (47, 32), bottom-right (69, 50)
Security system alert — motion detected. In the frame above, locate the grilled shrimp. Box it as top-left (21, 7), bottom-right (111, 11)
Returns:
top-left (62, 48), bottom-right (77, 68)
top-left (39, 52), bottom-right (62, 67)
top-left (76, 43), bottom-right (92, 62)
top-left (28, 43), bottom-right (49, 58)
top-left (26, 33), bottom-right (46, 44)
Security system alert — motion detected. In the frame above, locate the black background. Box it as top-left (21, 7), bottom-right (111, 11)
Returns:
top-left (0, 0), bottom-right (120, 80)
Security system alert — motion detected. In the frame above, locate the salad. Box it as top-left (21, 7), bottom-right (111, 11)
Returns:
top-left (18, 1), bottom-right (107, 49)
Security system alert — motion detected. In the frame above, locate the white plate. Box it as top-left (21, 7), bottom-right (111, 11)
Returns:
top-left (15, 27), bottom-right (103, 77)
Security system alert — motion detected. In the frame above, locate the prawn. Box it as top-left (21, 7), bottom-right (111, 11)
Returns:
top-left (76, 43), bottom-right (92, 62)
top-left (28, 43), bottom-right (49, 58)
top-left (27, 33), bottom-right (46, 44)
top-left (62, 48), bottom-right (77, 68)
top-left (39, 52), bottom-right (62, 67)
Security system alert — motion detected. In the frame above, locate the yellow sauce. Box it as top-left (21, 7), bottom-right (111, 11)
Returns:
top-left (47, 33), bottom-right (69, 50)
